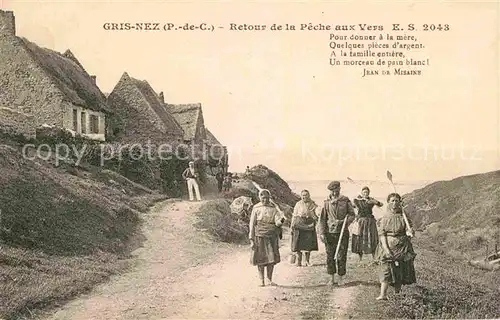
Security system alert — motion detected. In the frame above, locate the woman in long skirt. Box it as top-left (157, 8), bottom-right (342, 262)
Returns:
top-left (291, 190), bottom-right (319, 266)
top-left (352, 186), bottom-right (383, 261)
top-left (374, 192), bottom-right (417, 300)
top-left (249, 189), bottom-right (286, 286)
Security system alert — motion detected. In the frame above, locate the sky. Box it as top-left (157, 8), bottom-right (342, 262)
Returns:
top-left (3, 0), bottom-right (499, 182)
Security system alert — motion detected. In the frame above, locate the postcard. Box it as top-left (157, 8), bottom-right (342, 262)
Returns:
top-left (0, 1), bottom-right (498, 319)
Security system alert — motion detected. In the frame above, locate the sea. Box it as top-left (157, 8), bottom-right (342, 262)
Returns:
top-left (287, 179), bottom-right (432, 220)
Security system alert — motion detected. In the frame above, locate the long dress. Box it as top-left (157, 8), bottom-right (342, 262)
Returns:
top-left (249, 202), bottom-right (285, 266)
top-left (351, 196), bottom-right (382, 255)
top-left (374, 210), bottom-right (417, 286)
top-left (291, 200), bottom-right (319, 252)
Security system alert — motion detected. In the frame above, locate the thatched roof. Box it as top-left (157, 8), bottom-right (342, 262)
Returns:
top-left (129, 78), bottom-right (184, 136)
top-left (165, 103), bottom-right (203, 141)
top-left (205, 128), bottom-right (222, 145)
top-left (62, 49), bottom-right (86, 73)
top-left (21, 38), bottom-right (109, 113)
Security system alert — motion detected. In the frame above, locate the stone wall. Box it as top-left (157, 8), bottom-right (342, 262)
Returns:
top-left (0, 107), bottom-right (36, 138)
top-left (0, 23), bottom-right (65, 128)
top-left (61, 102), bottom-right (106, 141)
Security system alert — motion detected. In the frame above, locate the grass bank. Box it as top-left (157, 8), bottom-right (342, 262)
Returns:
top-left (345, 170), bottom-right (499, 318)
top-left (349, 238), bottom-right (500, 319)
top-left (0, 247), bottom-right (129, 319)
top-left (403, 170), bottom-right (500, 260)
top-left (0, 142), bottom-right (167, 319)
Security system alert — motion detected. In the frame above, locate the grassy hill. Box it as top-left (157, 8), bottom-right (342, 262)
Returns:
top-left (351, 241), bottom-right (500, 319)
top-left (353, 170), bottom-right (500, 319)
top-left (402, 170), bottom-right (500, 259)
top-left (0, 140), bottom-right (167, 319)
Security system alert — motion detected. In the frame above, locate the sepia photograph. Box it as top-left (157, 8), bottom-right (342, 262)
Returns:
top-left (0, 1), bottom-right (499, 319)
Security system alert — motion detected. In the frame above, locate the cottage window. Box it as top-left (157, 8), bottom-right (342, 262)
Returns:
top-left (89, 115), bottom-right (99, 134)
top-left (81, 112), bottom-right (87, 133)
top-left (72, 109), bottom-right (78, 131)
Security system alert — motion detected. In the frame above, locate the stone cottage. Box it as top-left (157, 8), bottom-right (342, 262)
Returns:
top-left (106, 72), bottom-right (184, 146)
top-left (205, 128), bottom-right (225, 158)
top-left (0, 10), bottom-right (109, 141)
top-left (164, 103), bottom-right (207, 145)
top-left (205, 128), bottom-right (222, 147)
top-left (205, 128), bottom-right (228, 173)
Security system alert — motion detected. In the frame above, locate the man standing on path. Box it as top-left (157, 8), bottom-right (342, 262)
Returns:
top-left (182, 161), bottom-right (202, 201)
top-left (318, 180), bottom-right (355, 286)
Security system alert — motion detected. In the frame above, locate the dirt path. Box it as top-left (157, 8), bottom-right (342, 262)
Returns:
top-left (42, 199), bottom-right (367, 320)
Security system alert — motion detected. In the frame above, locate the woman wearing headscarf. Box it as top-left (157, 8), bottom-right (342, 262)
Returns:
top-left (351, 186), bottom-right (383, 261)
top-left (249, 189), bottom-right (286, 286)
top-left (291, 190), bottom-right (319, 267)
top-left (374, 193), bottom-right (417, 300)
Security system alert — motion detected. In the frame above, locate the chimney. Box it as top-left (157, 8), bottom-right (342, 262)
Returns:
top-left (90, 75), bottom-right (96, 84)
top-left (0, 10), bottom-right (16, 36)
top-left (159, 92), bottom-right (165, 104)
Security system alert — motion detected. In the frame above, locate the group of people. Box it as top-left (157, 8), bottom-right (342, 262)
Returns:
top-left (248, 181), bottom-right (417, 300)
top-left (182, 162), bottom-right (417, 299)
top-left (216, 171), bottom-right (233, 193)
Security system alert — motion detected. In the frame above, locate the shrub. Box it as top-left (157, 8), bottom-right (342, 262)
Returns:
top-left (193, 199), bottom-right (248, 244)
top-left (221, 188), bottom-right (258, 203)
top-left (0, 129), bottom-right (34, 145)
top-left (26, 127), bottom-right (194, 196)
